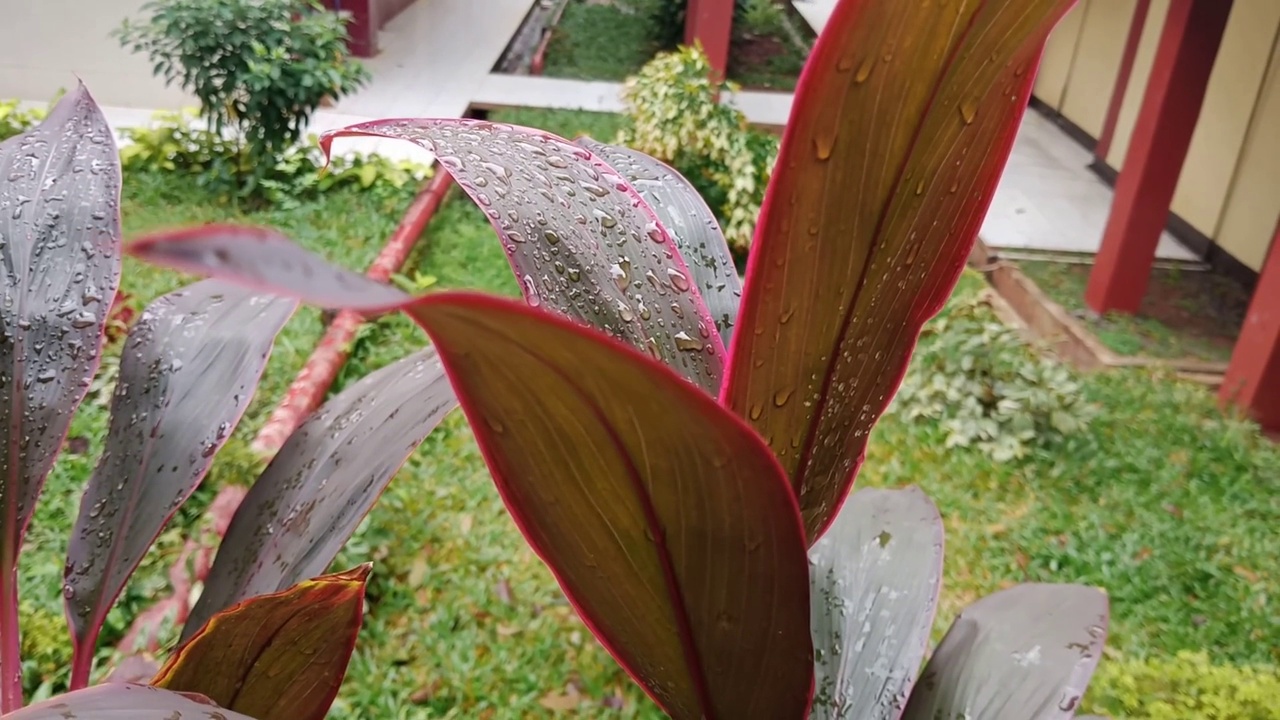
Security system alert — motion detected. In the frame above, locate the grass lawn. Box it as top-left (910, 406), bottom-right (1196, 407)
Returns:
top-left (541, 0), bottom-right (810, 90)
top-left (1018, 260), bottom-right (1248, 363)
top-left (17, 116), bottom-right (1278, 716)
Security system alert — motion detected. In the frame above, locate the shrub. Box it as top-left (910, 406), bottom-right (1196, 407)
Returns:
top-left (1084, 651), bottom-right (1280, 719)
top-left (617, 45), bottom-right (777, 255)
top-left (115, 0), bottom-right (369, 199)
top-left (893, 290), bottom-right (1096, 461)
top-left (0, 100), bottom-right (46, 142)
top-left (118, 109), bottom-right (431, 207)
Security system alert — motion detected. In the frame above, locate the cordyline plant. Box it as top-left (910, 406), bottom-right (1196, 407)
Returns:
top-left (6, 0), bottom-right (1110, 718)
top-left (0, 89), bottom-right (458, 718)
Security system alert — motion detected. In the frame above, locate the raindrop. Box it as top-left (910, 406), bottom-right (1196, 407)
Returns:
top-left (673, 332), bottom-right (702, 352)
top-left (667, 268), bottom-right (690, 292)
top-left (959, 99), bottom-right (978, 125)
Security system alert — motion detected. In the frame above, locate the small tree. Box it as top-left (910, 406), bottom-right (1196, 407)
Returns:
top-left (116, 0), bottom-right (369, 199)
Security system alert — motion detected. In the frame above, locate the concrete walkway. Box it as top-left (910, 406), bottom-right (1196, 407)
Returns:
top-left (471, 74), bottom-right (794, 127)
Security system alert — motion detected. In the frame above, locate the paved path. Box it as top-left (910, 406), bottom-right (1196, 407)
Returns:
top-left (471, 74), bottom-right (794, 127)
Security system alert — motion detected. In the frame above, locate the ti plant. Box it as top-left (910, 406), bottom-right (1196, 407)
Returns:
top-left (0, 87), bottom-right (459, 717)
top-left (8, 0), bottom-right (1109, 718)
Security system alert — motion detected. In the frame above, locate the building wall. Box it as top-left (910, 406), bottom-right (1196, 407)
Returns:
top-left (1036, 0), bottom-right (1280, 273)
top-left (0, 0), bottom-right (190, 109)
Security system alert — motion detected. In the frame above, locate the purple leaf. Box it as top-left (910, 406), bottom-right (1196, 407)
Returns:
top-left (901, 583), bottom-right (1109, 720)
top-left (807, 487), bottom-right (943, 720)
top-left (181, 347), bottom-right (456, 641)
top-left (0, 81), bottom-right (121, 546)
top-left (64, 280), bottom-right (297, 688)
top-left (3, 684), bottom-right (256, 719)
top-left (126, 224), bottom-right (409, 312)
top-left (320, 119), bottom-right (727, 394)
top-left (0, 81), bottom-right (122, 708)
top-left (575, 138), bottom-right (742, 346)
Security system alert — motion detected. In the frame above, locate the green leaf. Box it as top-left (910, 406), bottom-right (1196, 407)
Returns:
top-left (404, 291), bottom-right (813, 719)
top-left (722, 0), bottom-right (1079, 540)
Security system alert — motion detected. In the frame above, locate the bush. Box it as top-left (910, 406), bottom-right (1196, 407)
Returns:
top-left (115, 0), bottom-right (369, 199)
top-left (0, 99), bottom-right (47, 142)
top-left (1084, 651), bottom-right (1280, 719)
top-left (891, 289), bottom-right (1095, 461)
top-left (118, 109), bottom-right (431, 207)
top-left (618, 46), bottom-right (777, 255)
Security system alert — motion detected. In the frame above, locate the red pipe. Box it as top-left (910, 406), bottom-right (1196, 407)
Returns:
top-left (531, 0), bottom-right (569, 76)
top-left (251, 168), bottom-right (454, 455)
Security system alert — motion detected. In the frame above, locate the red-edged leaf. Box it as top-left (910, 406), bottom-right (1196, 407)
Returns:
top-left (126, 224), bottom-right (410, 311)
top-left (181, 348), bottom-right (456, 641)
top-left (0, 81), bottom-right (121, 555)
top-left (402, 291), bottom-right (812, 719)
top-left (0, 82), bottom-right (121, 706)
top-left (64, 280), bottom-right (296, 686)
top-left (154, 565), bottom-right (371, 720)
top-left (901, 583), bottom-right (1109, 719)
top-left (807, 487), bottom-right (943, 719)
top-left (575, 138), bottom-right (743, 346)
top-left (3, 684), bottom-right (256, 719)
top-left (320, 118), bottom-right (728, 394)
top-left (723, 0), bottom-right (1078, 540)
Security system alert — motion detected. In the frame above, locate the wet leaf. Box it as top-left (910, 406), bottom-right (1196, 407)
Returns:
top-left (320, 119), bottom-right (727, 394)
top-left (576, 138), bottom-right (742, 346)
top-left (808, 487), bottom-right (943, 720)
top-left (65, 280), bottom-right (297, 678)
top-left (901, 583), bottom-right (1109, 720)
top-left (722, 0), bottom-right (1078, 540)
top-left (403, 291), bottom-right (812, 719)
top-left (155, 565), bottom-right (371, 720)
top-left (0, 81), bottom-right (122, 562)
top-left (125, 223), bottom-right (410, 312)
top-left (181, 348), bottom-right (456, 640)
top-left (3, 684), bottom-right (255, 719)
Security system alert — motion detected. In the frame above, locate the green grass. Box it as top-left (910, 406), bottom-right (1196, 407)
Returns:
top-left (541, 0), bottom-right (809, 90)
top-left (1018, 260), bottom-right (1242, 363)
top-left (489, 107), bottom-right (628, 144)
top-left (543, 0), bottom-right (664, 82)
top-left (20, 156), bottom-right (1278, 717)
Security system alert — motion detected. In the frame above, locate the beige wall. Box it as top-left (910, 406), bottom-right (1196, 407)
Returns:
top-left (0, 0), bottom-right (190, 109)
top-left (1106, 0), bottom-right (1169, 168)
top-left (1035, 2), bottom-right (1087, 109)
top-left (1060, 0), bottom-right (1140, 138)
top-left (1216, 35), bottom-right (1280, 271)
top-left (1033, 0), bottom-right (1280, 272)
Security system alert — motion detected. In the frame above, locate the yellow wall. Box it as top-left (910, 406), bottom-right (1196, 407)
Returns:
top-left (1034, 2), bottom-right (1086, 109)
top-left (1170, 1), bottom-right (1280, 244)
top-left (1060, 0), bottom-right (1140, 138)
top-left (1216, 35), bottom-right (1280, 271)
top-left (1030, 0), bottom-right (1280, 271)
top-left (1106, 0), bottom-right (1170, 168)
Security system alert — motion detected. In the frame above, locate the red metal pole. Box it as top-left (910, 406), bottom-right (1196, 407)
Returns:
top-left (1220, 219), bottom-right (1280, 433)
top-left (251, 169), bottom-right (454, 455)
top-left (685, 0), bottom-right (734, 80)
top-left (1084, 0), bottom-right (1233, 314)
top-left (1094, 0), bottom-right (1151, 162)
